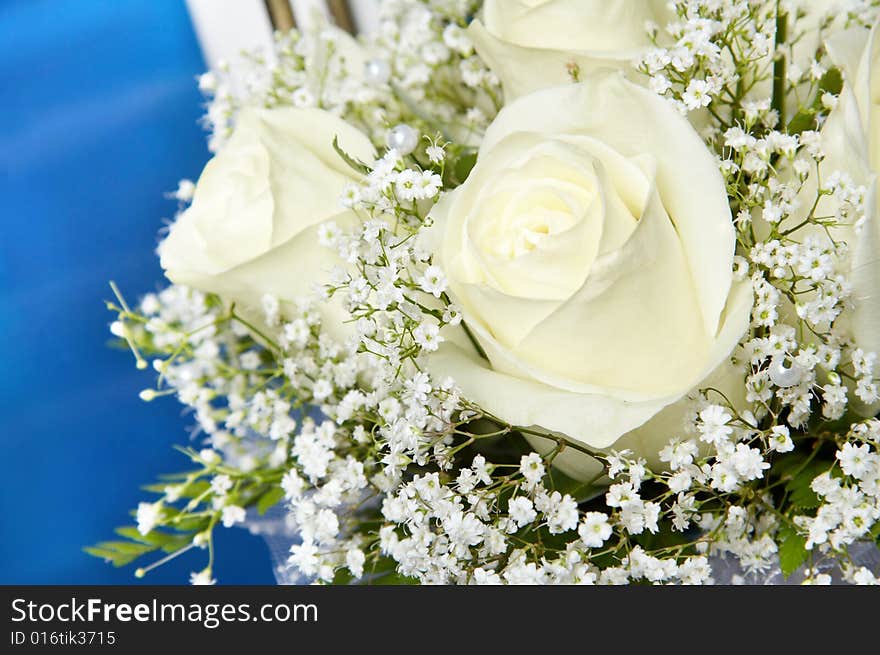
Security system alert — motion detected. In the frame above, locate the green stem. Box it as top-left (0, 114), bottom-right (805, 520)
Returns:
top-left (230, 306), bottom-right (281, 352)
top-left (772, 5), bottom-right (788, 122)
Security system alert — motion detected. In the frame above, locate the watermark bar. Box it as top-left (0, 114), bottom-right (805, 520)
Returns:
top-left (1, 585), bottom-right (871, 649)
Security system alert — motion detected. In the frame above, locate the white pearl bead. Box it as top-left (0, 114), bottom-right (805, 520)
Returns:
top-left (386, 124), bottom-right (419, 155)
top-left (364, 59), bottom-right (391, 85)
top-left (768, 356), bottom-right (802, 388)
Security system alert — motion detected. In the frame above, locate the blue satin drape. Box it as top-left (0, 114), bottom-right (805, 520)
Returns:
top-left (0, 0), bottom-right (274, 584)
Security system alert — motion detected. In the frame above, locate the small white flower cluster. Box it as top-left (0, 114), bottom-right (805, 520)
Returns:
top-left (593, 407), bottom-right (780, 580)
top-left (374, 448), bottom-right (712, 585)
top-left (639, 0), bottom-right (777, 123)
top-left (796, 422), bottom-right (880, 559)
top-left (639, 0), bottom-right (879, 139)
top-left (809, 0), bottom-right (880, 33)
top-left (728, 141), bottom-right (873, 426)
top-left (325, 147), bottom-right (453, 373)
top-left (598, 404), bottom-right (880, 583)
top-left (196, 23), bottom-right (366, 151)
top-left (196, 2), bottom-right (500, 153)
top-left (370, 0), bottom-right (501, 139)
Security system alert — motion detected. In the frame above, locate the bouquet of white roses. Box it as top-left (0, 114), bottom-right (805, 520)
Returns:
top-left (90, 0), bottom-right (880, 585)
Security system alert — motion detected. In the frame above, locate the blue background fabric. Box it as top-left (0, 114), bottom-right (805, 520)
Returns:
top-left (0, 0), bottom-right (274, 583)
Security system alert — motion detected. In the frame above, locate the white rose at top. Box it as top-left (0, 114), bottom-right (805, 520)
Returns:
top-left (426, 73), bottom-right (752, 481)
top-left (469, 0), bottom-right (673, 100)
top-left (820, 19), bottom-right (880, 388)
top-left (159, 107), bottom-right (374, 334)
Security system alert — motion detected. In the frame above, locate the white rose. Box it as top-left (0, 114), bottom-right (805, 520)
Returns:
top-left (159, 107), bottom-right (374, 330)
top-left (469, 0), bottom-right (673, 100)
top-left (426, 74), bottom-right (752, 480)
top-left (819, 19), bottom-right (880, 388)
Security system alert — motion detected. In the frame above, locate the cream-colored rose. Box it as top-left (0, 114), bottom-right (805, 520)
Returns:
top-left (819, 19), bottom-right (880, 385)
top-left (469, 0), bottom-right (673, 100)
top-left (426, 74), bottom-right (752, 481)
top-left (159, 107), bottom-right (374, 331)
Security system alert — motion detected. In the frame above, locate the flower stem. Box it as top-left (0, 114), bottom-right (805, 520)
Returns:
top-left (772, 4), bottom-right (787, 121)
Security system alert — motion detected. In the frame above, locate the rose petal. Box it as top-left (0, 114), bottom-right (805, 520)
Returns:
top-left (479, 75), bottom-right (736, 338)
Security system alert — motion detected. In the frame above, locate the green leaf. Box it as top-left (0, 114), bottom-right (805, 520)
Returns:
top-left (256, 485), bottom-right (285, 516)
top-left (181, 480), bottom-right (211, 499)
top-left (159, 533), bottom-right (198, 553)
top-left (357, 556), bottom-right (419, 585)
top-left (115, 526), bottom-right (175, 546)
top-left (332, 568), bottom-right (355, 585)
top-left (333, 135), bottom-right (371, 175)
top-left (95, 540), bottom-right (154, 556)
top-left (84, 547), bottom-right (135, 567)
top-left (169, 515), bottom-right (210, 532)
top-left (787, 110), bottom-right (817, 135)
top-left (440, 145), bottom-right (478, 188)
top-left (787, 67), bottom-right (842, 135)
top-left (547, 468), bottom-right (603, 504)
top-left (789, 484), bottom-right (820, 509)
top-left (451, 150), bottom-right (477, 186)
top-left (785, 460), bottom-right (827, 509)
top-left (818, 67), bottom-right (843, 96)
top-left (778, 525), bottom-right (808, 578)
top-left (773, 451), bottom-right (810, 478)
top-left (369, 571), bottom-right (420, 585)
top-left (114, 526), bottom-right (194, 552)
top-left (83, 546), bottom-right (120, 561)
top-left (84, 540), bottom-right (156, 568)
